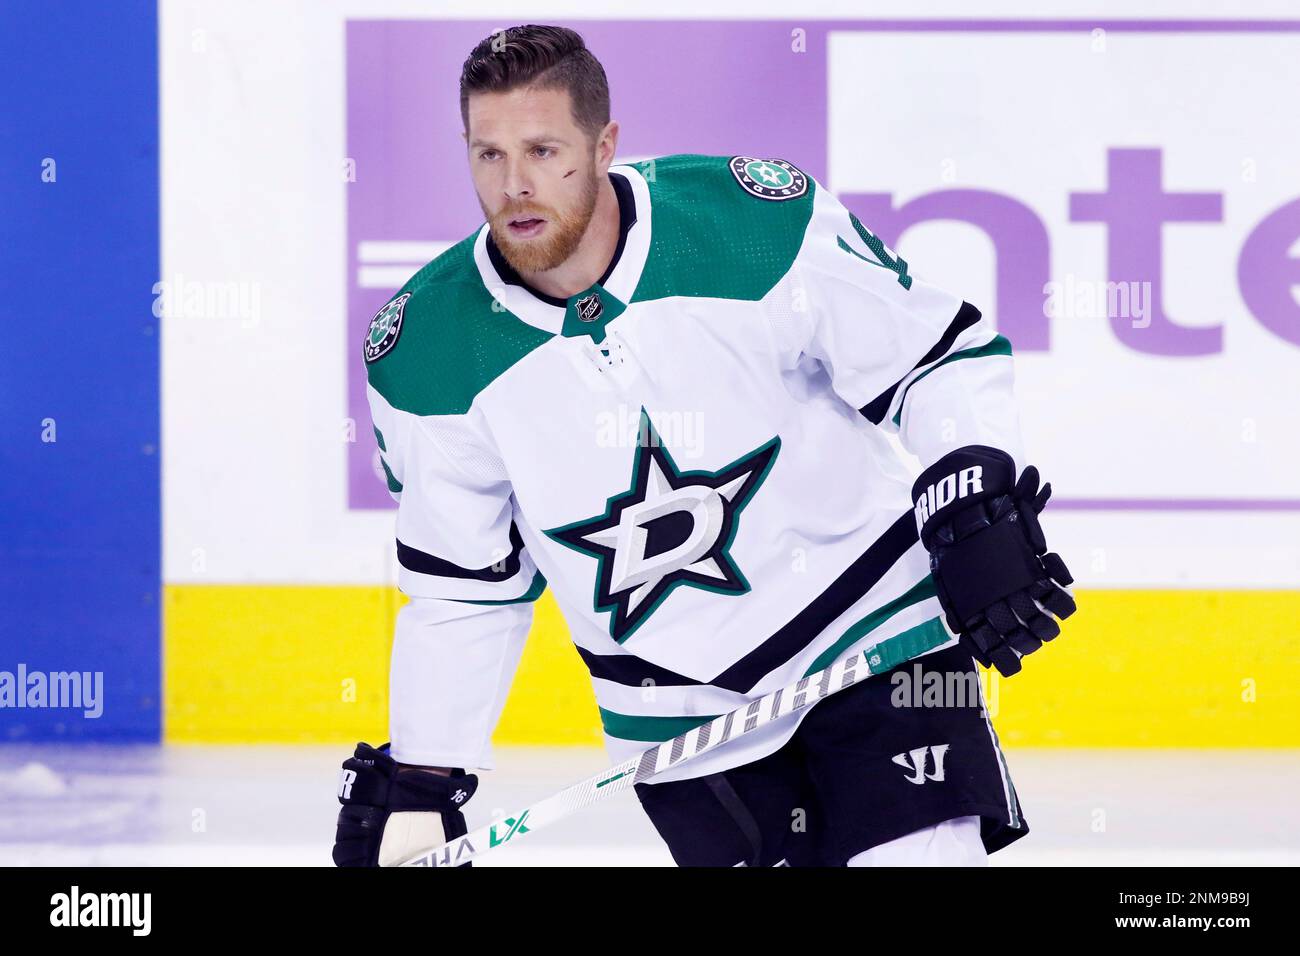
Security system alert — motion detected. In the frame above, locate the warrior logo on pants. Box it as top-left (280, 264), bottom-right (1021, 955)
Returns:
top-left (892, 744), bottom-right (950, 785)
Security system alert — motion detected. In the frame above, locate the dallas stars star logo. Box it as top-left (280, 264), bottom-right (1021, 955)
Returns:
top-left (545, 409), bottom-right (781, 644)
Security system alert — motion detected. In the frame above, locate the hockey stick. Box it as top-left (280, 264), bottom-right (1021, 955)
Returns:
top-left (399, 624), bottom-right (950, 867)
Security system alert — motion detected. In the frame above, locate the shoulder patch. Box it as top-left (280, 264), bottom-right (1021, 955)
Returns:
top-left (728, 157), bottom-right (808, 201)
top-left (630, 153), bottom-right (816, 304)
top-left (364, 292), bottom-right (410, 363)
top-left (364, 235), bottom-right (556, 416)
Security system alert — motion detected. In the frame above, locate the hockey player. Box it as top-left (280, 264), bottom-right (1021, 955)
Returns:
top-left (332, 24), bottom-right (1075, 868)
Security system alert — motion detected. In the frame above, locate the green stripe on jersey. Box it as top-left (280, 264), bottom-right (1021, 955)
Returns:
top-left (599, 591), bottom-right (950, 743)
top-left (597, 616), bottom-right (951, 743)
top-left (598, 708), bottom-right (716, 742)
top-left (379, 456), bottom-right (402, 494)
top-left (858, 615), bottom-right (952, 673)
top-left (461, 570), bottom-right (548, 606)
top-left (804, 575), bottom-right (939, 676)
top-left (892, 335), bottom-right (1013, 427)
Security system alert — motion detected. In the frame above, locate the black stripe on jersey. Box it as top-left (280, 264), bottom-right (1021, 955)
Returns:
top-left (575, 511), bottom-right (920, 693)
top-left (857, 301), bottom-right (983, 425)
top-left (709, 510), bottom-right (919, 694)
top-left (396, 523), bottom-right (526, 582)
top-left (575, 645), bottom-right (703, 688)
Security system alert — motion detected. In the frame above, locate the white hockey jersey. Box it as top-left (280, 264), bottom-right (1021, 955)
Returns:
top-left (363, 154), bottom-right (1023, 783)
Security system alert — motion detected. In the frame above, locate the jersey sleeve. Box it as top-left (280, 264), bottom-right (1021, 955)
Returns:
top-left (777, 176), bottom-right (1025, 471)
top-left (366, 378), bottom-right (545, 770)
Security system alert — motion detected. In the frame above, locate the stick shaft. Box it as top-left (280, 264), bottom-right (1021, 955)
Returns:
top-left (401, 647), bottom-right (888, 867)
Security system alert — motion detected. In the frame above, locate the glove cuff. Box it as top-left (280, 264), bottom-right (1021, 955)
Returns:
top-left (390, 766), bottom-right (478, 812)
top-left (912, 445), bottom-right (1016, 546)
top-left (339, 741), bottom-right (478, 812)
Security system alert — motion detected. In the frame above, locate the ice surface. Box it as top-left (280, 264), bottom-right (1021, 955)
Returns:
top-left (0, 762), bottom-right (69, 798)
top-left (0, 745), bottom-right (1295, 866)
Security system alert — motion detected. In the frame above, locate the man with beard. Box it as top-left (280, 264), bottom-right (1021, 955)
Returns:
top-left (334, 24), bottom-right (1075, 868)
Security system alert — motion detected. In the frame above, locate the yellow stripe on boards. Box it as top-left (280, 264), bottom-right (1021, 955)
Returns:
top-left (492, 591), bottom-right (604, 745)
top-left (164, 586), bottom-right (1299, 747)
top-left (163, 585), bottom-right (598, 745)
top-left (991, 590), bottom-right (1299, 747)
top-left (164, 584), bottom-right (396, 743)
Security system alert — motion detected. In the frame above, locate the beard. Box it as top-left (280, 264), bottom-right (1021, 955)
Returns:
top-left (484, 167), bottom-right (601, 275)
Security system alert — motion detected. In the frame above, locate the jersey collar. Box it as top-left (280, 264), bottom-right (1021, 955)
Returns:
top-left (472, 163), bottom-right (652, 335)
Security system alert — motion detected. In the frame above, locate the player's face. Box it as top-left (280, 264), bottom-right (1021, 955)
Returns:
top-left (466, 85), bottom-right (602, 274)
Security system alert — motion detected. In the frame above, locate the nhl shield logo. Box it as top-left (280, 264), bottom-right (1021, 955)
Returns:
top-left (728, 157), bottom-right (808, 201)
top-left (364, 292), bottom-right (410, 363)
top-left (576, 292), bottom-right (603, 323)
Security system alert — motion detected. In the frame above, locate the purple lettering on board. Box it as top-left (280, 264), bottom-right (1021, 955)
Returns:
top-left (1070, 148), bottom-right (1224, 355)
top-left (1238, 198), bottom-right (1300, 348)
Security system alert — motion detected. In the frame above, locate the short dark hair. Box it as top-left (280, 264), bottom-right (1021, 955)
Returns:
top-left (459, 25), bottom-right (610, 144)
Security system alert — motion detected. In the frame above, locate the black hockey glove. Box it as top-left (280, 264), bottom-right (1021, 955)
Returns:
top-left (912, 445), bottom-right (1076, 677)
top-left (332, 741), bottom-right (478, 867)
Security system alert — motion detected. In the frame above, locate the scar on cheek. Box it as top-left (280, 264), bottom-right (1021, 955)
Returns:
top-left (563, 169), bottom-right (576, 178)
